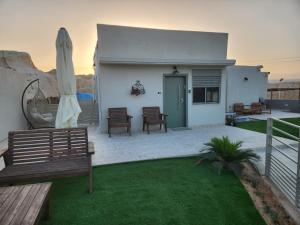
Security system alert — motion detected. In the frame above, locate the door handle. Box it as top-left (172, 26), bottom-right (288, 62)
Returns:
top-left (177, 85), bottom-right (180, 110)
top-left (177, 85), bottom-right (184, 110)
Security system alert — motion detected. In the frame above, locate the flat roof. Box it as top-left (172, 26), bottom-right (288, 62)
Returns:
top-left (96, 24), bottom-right (233, 65)
top-left (99, 57), bottom-right (235, 66)
top-left (97, 24), bottom-right (229, 35)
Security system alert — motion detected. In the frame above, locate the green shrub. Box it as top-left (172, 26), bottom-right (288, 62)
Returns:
top-left (197, 136), bottom-right (260, 176)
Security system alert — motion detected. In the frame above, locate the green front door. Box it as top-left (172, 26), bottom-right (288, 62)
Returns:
top-left (163, 76), bottom-right (186, 128)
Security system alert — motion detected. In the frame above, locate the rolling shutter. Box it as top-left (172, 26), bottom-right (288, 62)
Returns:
top-left (192, 69), bottom-right (221, 88)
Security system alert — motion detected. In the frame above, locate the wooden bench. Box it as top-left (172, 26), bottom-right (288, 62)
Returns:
top-left (0, 182), bottom-right (51, 225)
top-left (0, 128), bottom-right (94, 193)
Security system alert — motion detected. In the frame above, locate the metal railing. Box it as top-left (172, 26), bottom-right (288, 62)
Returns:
top-left (265, 117), bottom-right (300, 208)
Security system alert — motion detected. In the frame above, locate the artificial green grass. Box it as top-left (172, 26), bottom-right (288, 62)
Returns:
top-left (237, 117), bottom-right (300, 139)
top-left (41, 157), bottom-right (266, 225)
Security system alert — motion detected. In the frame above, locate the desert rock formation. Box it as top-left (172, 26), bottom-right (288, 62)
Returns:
top-left (0, 51), bottom-right (58, 98)
top-left (0, 51), bottom-right (95, 98)
top-left (47, 69), bottom-right (95, 94)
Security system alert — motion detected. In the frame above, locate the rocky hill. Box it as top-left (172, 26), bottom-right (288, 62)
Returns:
top-left (0, 51), bottom-right (95, 98)
top-left (47, 69), bottom-right (95, 94)
top-left (76, 75), bottom-right (95, 94)
top-left (0, 51), bottom-right (58, 98)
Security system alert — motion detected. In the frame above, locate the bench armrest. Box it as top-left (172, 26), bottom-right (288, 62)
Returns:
top-left (160, 113), bottom-right (168, 120)
top-left (127, 115), bottom-right (133, 119)
top-left (0, 140), bottom-right (8, 158)
top-left (88, 141), bottom-right (95, 155)
top-left (0, 148), bottom-right (8, 158)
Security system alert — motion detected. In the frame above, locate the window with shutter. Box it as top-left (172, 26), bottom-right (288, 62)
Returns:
top-left (192, 69), bottom-right (221, 103)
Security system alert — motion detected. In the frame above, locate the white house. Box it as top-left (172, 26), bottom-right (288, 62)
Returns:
top-left (225, 65), bottom-right (269, 112)
top-left (94, 24), bottom-right (267, 132)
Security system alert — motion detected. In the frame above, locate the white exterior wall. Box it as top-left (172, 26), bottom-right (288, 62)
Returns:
top-left (188, 69), bottom-right (226, 126)
top-left (95, 24), bottom-right (231, 132)
top-left (225, 66), bottom-right (268, 112)
top-left (98, 64), bottom-right (226, 132)
top-left (98, 24), bottom-right (228, 61)
top-left (0, 68), bottom-right (27, 141)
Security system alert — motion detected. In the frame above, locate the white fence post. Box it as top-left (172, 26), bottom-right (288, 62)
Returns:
top-left (265, 117), bottom-right (300, 208)
top-left (296, 128), bottom-right (300, 207)
top-left (265, 118), bottom-right (273, 177)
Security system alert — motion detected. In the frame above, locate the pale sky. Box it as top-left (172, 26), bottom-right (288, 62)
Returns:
top-left (0, 0), bottom-right (299, 80)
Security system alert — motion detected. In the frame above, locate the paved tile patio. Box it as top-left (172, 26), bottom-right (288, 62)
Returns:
top-left (250, 110), bottom-right (300, 121)
top-left (88, 125), bottom-right (274, 166)
top-left (0, 125), bottom-right (296, 174)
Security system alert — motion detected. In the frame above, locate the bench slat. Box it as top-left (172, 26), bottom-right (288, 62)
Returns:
top-left (7, 185), bottom-right (41, 225)
top-left (22, 184), bottom-right (50, 225)
top-left (14, 137), bottom-right (85, 146)
top-left (10, 127), bottom-right (86, 134)
top-left (11, 145), bottom-right (87, 154)
top-left (0, 186), bottom-right (23, 221)
top-left (0, 183), bottom-right (51, 225)
top-left (0, 185), bottom-right (32, 225)
top-left (12, 141), bottom-right (87, 150)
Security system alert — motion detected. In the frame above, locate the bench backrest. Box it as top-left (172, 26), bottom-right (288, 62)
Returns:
top-left (5, 127), bottom-right (88, 166)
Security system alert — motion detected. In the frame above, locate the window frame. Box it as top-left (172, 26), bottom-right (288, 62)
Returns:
top-left (205, 87), bottom-right (220, 103)
top-left (192, 87), bottom-right (220, 104)
top-left (192, 70), bottom-right (221, 105)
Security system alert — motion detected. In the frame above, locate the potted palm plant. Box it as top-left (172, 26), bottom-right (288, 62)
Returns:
top-left (197, 136), bottom-right (260, 176)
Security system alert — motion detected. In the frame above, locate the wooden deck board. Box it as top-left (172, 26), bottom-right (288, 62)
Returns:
top-left (0, 183), bottom-right (51, 225)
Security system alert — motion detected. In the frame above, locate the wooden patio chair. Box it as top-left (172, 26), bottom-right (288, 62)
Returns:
top-left (251, 102), bottom-right (262, 114)
top-left (142, 106), bottom-right (167, 134)
top-left (107, 107), bottom-right (132, 137)
top-left (233, 103), bottom-right (245, 115)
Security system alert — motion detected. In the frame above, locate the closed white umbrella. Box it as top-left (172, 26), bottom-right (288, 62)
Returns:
top-left (55, 28), bottom-right (81, 128)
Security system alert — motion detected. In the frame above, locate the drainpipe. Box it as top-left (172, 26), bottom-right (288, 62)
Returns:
top-left (225, 68), bottom-right (229, 112)
top-left (278, 78), bottom-right (284, 99)
top-left (94, 43), bottom-right (103, 131)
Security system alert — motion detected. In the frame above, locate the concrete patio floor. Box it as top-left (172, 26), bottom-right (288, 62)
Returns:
top-left (250, 109), bottom-right (300, 120)
top-left (88, 125), bottom-right (272, 167)
top-left (0, 124), bottom-right (296, 174)
top-left (89, 125), bottom-right (300, 177)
